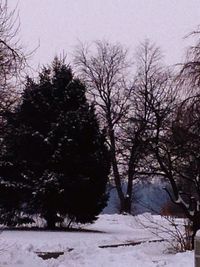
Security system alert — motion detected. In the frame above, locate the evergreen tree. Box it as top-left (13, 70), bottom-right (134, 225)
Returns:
top-left (1, 58), bottom-right (110, 228)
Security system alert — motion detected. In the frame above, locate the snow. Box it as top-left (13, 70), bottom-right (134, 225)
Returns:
top-left (0, 214), bottom-right (194, 267)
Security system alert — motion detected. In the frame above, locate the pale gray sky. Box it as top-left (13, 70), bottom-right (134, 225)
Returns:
top-left (9, 0), bottom-right (200, 70)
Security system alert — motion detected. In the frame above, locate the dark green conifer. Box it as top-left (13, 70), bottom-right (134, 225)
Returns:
top-left (1, 58), bottom-right (110, 228)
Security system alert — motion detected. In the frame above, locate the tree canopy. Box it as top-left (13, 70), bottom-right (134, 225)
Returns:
top-left (0, 58), bottom-right (110, 228)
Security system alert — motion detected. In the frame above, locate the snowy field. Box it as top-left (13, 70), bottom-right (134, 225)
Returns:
top-left (0, 214), bottom-right (193, 267)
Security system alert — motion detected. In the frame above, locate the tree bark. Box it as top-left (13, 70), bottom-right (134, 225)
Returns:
top-left (108, 126), bottom-right (126, 213)
top-left (45, 214), bottom-right (56, 230)
top-left (191, 213), bottom-right (200, 249)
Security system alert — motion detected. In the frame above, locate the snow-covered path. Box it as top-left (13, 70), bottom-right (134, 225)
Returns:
top-left (0, 214), bottom-right (193, 267)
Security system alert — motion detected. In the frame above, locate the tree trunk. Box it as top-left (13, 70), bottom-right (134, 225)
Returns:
top-left (108, 126), bottom-right (126, 213)
top-left (192, 213), bottom-right (200, 249)
top-left (45, 214), bottom-right (56, 230)
top-left (126, 142), bottom-right (140, 214)
top-left (123, 196), bottom-right (132, 213)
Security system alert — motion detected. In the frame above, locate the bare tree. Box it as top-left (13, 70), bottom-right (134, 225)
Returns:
top-left (119, 40), bottom-right (167, 210)
top-left (74, 40), bottom-right (133, 212)
top-left (128, 40), bottom-right (177, 183)
top-left (178, 26), bottom-right (200, 96)
top-left (132, 41), bottom-right (200, 249)
top-left (148, 94), bottom-right (200, 248)
top-left (141, 34), bottom-right (200, 247)
top-left (0, 0), bottom-right (26, 150)
top-left (145, 30), bottom-right (200, 248)
top-left (74, 39), bottom-right (173, 214)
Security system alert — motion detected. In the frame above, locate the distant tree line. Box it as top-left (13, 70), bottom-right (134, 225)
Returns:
top-left (0, 0), bottom-right (200, 249)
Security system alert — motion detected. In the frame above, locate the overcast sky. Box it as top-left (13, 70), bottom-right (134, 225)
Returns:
top-left (9, 0), bottom-right (200, 70)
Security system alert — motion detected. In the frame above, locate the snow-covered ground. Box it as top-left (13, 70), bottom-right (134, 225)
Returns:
top-left (0, 214), bottom-right (193, 267)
